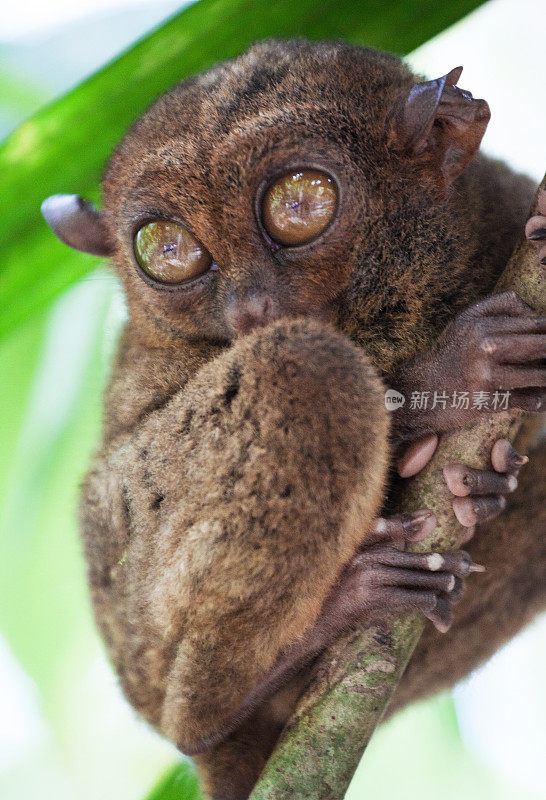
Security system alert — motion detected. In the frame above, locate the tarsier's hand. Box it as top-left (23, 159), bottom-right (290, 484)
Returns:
top-left (325, 438), bottom-right (528, 633)
top-left (430, 291), bottom-right (545, 417)
top-left (392, 290), bottom-right (546, 444)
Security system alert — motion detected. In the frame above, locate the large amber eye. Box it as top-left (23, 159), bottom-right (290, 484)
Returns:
top-left (134, 221), bottom-right (212, 284)
top-left (262, 169), bottom-right (337, 246)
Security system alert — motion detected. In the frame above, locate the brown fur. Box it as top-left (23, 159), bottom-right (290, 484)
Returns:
top-left (82, 319), bottom-right (389, 748)
top-left (76, 40), bottom-right (545, 799)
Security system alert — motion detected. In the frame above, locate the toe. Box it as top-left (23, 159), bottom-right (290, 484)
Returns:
top-left (397, 435), bottom-right (438, 478)
top-left (426, 596), bottom-right (453, 633)
top-left (525, 214), bottom-right (546, 241)
top-left (443, 462), bottom-right (518, 496)
top-left (367, 546), bottom-right (478, 579)
top-left (453, 495), bottom-right (506, 526)
top-left (366, 509), bottom-right (436, 547)
top-left (490, 439), bottom-right (528, 473)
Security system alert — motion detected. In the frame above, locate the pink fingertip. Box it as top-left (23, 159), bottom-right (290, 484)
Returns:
top-left (460, 524), bottom-right (476, 544)
top-left (397, 435), bottom-right (439, 478)
top-left (452, 497), bottom-right (477, 527)
top-left (406, 510), bottom-right (437, 540)
top-left (443, 463), bottom-right (471, 497)
top-left (491, 439), bottom-right (510, 472)
top-left (525, 215), bottom-right (545, 238)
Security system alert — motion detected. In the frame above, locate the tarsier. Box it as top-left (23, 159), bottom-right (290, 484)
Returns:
top-left (42, 40), bottom-right (546, 800)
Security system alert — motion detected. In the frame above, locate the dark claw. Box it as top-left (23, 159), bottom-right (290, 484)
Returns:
top-left (528, 227), bottom-right (546, 240)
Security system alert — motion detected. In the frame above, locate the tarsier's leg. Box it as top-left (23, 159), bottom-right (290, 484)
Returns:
top-left (81, 319), bottom-right (390, 755)
top-left (149, 320), bottom-right (496, 759)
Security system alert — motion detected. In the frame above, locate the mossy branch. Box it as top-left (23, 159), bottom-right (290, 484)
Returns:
top-left (250, 175), bottom-right (546, 800)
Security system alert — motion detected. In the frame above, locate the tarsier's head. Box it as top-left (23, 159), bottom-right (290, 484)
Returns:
top-left (42, 39), bottom-right (490, 365)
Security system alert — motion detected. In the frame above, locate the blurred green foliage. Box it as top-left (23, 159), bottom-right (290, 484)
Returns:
top-left (146, 764), bottom-right (202, 800)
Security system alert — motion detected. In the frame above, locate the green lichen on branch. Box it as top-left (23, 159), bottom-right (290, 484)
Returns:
top-left (250, 175), bottom-right (545, 800)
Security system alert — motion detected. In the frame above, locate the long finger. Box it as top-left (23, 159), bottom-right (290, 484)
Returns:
top-left (496, 365), bottom-right (546, 390)
top-left (443, 463), bottom-right (518, 497)
top-left (452, 495), bottom-right (506, 527)
top-left (484, 334), bottom-right (546, 363)
top-left (509, 389), bottom-right (546, 414)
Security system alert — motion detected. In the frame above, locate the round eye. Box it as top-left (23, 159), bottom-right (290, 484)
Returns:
top-left (134, 221), bottom-right (212, 284)
top-left (261, 169), bottom-right (337, 246)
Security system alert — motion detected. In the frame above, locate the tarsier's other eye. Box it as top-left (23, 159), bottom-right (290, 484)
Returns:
top-left (134, 221), bottom-right (212, 284)
top-left (261, 169), bottom-right (338, 246)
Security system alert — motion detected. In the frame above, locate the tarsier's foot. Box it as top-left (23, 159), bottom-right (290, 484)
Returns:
top-left (443, 438), bottom-right (527, 528)
top-left (331, 437), bottom-right (530, 632)
top-left (330, 510), bottom-right (480, 633)
top-left (398, 436), bottom-right (528, 535)
top-left (525, 189), bottom-right (546, 267)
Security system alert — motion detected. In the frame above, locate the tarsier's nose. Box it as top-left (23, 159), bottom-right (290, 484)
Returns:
top-left (225, 291), bottom-right (279, 336)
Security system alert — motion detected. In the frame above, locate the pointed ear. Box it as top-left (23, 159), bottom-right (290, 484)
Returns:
top-left (392, 67), bottom-right (490, 185)
top-left (41, 194), bottom-right (113, 256)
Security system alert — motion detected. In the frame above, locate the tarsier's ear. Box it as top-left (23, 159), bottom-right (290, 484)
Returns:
top-left (392, 67), bottom-right (490, 185)
top-left (41, 194), bottom-right (113, 256)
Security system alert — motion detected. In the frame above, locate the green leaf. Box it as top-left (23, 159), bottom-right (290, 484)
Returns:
top-left (145, 762), bottom-right (203, 800)
top-left (0, 0), bottom-right (486, 342)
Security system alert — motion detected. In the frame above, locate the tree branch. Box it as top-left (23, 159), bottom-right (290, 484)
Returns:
top-left (250, 175), bottom-right (546, 800)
